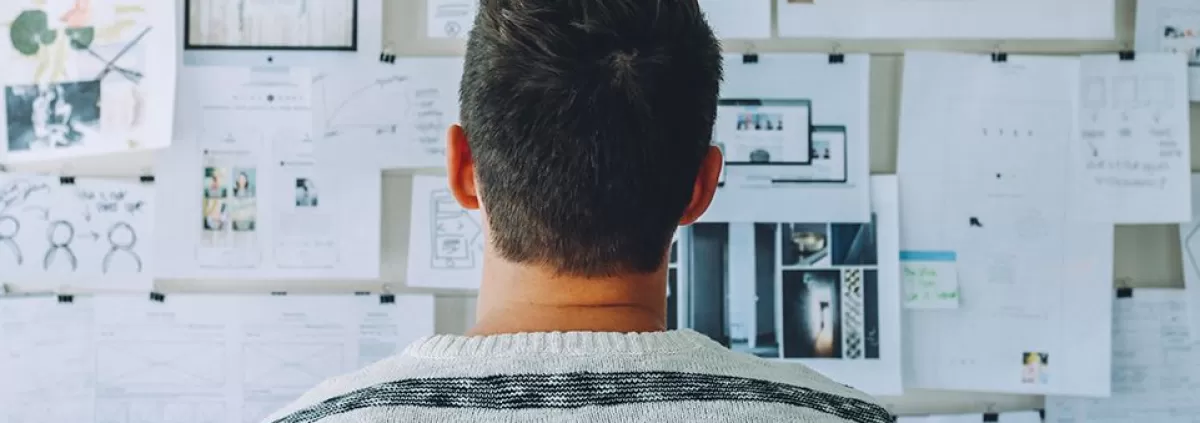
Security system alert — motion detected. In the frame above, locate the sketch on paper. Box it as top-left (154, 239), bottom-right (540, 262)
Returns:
top-left (426, 0), bottom-right (476, 39)
top-left (0, 173), bottom-right (153, 286)
top-left (430, 188), bottom-right (482, 269)
top-left (185, 0), bottom-right (357, 50)
top-left (315, 73), bottom-right (448, 155)
top-left (1, 0), bottom-right (171, 161)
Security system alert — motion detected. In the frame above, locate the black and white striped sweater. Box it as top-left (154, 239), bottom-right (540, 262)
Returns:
top-left (261, 330), bottom-right (891, 423)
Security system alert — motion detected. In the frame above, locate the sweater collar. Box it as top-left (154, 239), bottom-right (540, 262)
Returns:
top-left (403, 329), bottom-right (713, 358)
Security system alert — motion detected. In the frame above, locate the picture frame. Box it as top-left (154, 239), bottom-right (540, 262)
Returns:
top-left (183, 0), bottom-right (358, 51)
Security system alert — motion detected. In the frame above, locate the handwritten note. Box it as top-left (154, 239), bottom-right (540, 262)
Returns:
top-left (1075, 53), bottom-right (1191, 223)
top-left (901, 251), bottom-right (959, 309)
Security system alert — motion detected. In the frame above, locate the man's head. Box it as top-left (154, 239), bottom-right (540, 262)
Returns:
top-left (447, 0), bottom-right (723, 278)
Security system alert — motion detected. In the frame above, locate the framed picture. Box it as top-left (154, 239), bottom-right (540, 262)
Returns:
top-left (184, 0), bottom-right (357, 51)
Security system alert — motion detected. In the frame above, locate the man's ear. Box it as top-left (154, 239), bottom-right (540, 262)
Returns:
top-left (679, 145), bottom-right (722, 225)
top-left (446, 124), bottom-right (480, 210)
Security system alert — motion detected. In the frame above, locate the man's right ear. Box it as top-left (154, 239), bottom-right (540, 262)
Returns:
top-left (678, 145), bottom-right (723, 225)
top-left (446, 124), bottom-right (481, 210)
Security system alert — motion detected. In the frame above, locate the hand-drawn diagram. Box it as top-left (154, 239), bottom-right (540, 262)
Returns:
top-left (0, 214), bottom-right (22, 264)
top-left (242, 342), bottom-right (345, 388)
top-left (96, 341), bottom-right (227, 388)
top-left (430, 189), bottom-right (482, 269)
top-left (43, 220), bottom-right (78, 270)
top-left (104, 221), bottom-right (142, 272)
top-left (94, 400), bottom-right (226, 423)
top-left (316, 74), bottom-right (447, 147)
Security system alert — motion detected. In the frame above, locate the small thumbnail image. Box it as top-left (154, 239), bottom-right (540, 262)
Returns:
top-left (781, 223), bottom-right (830, 267)
top-left (735, 113), bottom-right (785, 131)
top-left (295, 177), bottom-right (319, 207)
top-left (1021, 351), bottom-right (1049, 385)
top-left (230, 167), bottom-right (257, 232)
top-left (781, 269), bottom-right (841, 359)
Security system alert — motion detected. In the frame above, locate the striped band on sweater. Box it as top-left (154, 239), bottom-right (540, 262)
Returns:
top-left (270, 371), bottom-right (893, 423)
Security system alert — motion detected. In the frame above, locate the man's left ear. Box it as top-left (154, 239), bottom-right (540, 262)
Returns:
top-left (446, 124), bottom-right (480, 210)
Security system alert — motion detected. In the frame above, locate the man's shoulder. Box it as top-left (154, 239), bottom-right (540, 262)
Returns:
top-left (262, 346), bottom-right (890, 423)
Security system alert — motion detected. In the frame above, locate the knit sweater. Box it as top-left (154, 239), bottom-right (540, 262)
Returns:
top-left (261, 330), bottom-right (892, 423)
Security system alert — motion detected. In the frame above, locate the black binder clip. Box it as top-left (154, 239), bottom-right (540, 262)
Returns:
top-left (57, 294), bottom-right (74, 303)
top-left (139, 175), bottom-right (155, 184)
top-left (1038, 409), bottom-right (1046, 420)
top-left (990, 51), bottom-right (1007, 63)
top-left (59, 176), bottom-right (75, 185)
top-left (742, 53), bottom-right (758, 64)
top-left (1116, 287), bottom-right (1133, 299)
top-left (379, 44), bottom-right (396, 64)
top-left (271, 291), bottom-right (288, 296)
top-left (380, 293), bottom-right (396, 304)
top-left (149, 292), bottom-right (165, 302)
top-left (828, 43), bottom-right (844, 64)
top-left (354, 291), bottom-right (371, 296)
top-left (982, 412), bottom-right (999, 422)
top-left (1119, 50), bottom-right (1135, 61)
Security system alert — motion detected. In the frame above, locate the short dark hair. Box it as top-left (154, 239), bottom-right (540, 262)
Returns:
top-left (460, 0), bottom-right (722, 277)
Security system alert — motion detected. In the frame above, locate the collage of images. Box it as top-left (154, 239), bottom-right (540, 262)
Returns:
top-left (668, 218), bottom-right (881, 361)
top-left (716, 99), bottom-right (849, 185)
top-left (202, 165), bottom-right (259, 240)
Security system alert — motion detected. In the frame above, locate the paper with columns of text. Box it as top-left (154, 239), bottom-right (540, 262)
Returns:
top-left (1074, 53), bottom-right (1191, 223)
top-left (899, 51), bottom-right (1114, 396)
top-left (0, 293), bottom-right (435, 423)
top-left (157, 66), bottom-right (381, 280)
top-left (777, 0), bottom-right (1114, 39)
top-left (407, 175), bottom-right (484, 290)
top-left (1046, 289), bottom-right (1200, 422)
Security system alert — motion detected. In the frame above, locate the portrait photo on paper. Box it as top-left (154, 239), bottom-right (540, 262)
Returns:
top-left (202, 166), bottom-right (230, 233)
top-left (230, 167), bottom-right (257, 232)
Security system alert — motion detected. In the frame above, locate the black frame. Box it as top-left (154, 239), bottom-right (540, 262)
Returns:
top-left (717, 98), bottom-right (813, 166)
top-left (772, 124), bottom-right (850, 184)
top-left (183, 0), bottom-right (359, 51)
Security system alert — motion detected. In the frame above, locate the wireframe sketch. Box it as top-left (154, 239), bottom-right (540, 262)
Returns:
top-left (242, 342), bottom-right (345, 388)
top-left (430, 189), bottom-right (482, 269)
top-left (3, 1), bottom-right (161, 156)
top-left (186, 0), bottom-right (356, 50)
top-left (96, 341), bottom-right (227, 388)
top-left (103, 221), bottom-right (141, 273)
top-left (429, 0), bottom-right (475, 38)
top-left (95, 400), bottom-right (226, 423)
top-left (43, 220), bottom-right (78, 271)
top-left (0, 214), bottom-right (23, 265)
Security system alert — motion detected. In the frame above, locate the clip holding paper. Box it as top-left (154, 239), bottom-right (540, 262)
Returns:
top-left (57, 294), bottom-right (73, 303)
top-left (828, 43), bottom-right (844, 64)
top-left (1116, 287), bottom-right (1133, 298)
top-left (982, 412), bottom-right (999, 422)
top-left (139, 175), bottom-right (155, 183)
top-left (742, 43), bottom-right (758, 64)
top-left (379, 284), bottom-right (396, 304)
top-left (1038, 409), bottom-right (1046, 421)
top-left (1119, 50), bottom-right (1135, 61)
top-left (990, 43), bottom-right (1007, 63)
top-left (271, 291), bottom-right (288, 296)
top-left (59, 176), bottom-right (75, 185)
top-left (379, 43), bottom-right (397, 64)
top-left (149, 292), bottom-right (165, 302)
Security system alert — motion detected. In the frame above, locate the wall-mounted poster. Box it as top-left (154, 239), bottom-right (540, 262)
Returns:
top-left (185, 0), bottom-right (357, 51)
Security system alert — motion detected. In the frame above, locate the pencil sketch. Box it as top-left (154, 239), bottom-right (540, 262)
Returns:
top-left (43, 220), bottom-right (77, 271)
top-left (316, 74), bottom-right (447, 148)
top-left (103, 221), bottom-right (141, 273)
top-left (0, 214), bottom-right (22, 265)
top-left (187, 0), bottom-right (356, 49)
top-left (429, 188), bottom-right (482, 269)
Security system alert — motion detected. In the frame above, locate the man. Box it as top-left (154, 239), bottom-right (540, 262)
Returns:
top-left (262, 0), bottom-right (890, 422)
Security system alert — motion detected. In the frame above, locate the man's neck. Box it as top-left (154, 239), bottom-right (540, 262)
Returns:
top-left (468, 256), bottom-right (668, 336)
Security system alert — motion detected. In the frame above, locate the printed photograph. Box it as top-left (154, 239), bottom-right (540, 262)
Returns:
top-left (1021, 352), bottom-right (1050, 384)
top-left (5, 81), bottom-right (102, 152)
top-left (230, 167), bottom-right (257, 232)
top-left (1161, 24), bottom-right (1200, 65)
top-left (812, 138), bottom-right (832, 160)
top-left (781, 269), bottom-right (842, 359)
top-left (831, 218), bottom-right (877, 266)
top-left (202, 167), bottom-right (229, 232)
top-left (202, 198), bottom-right (228, 232)
top-left (203, 167), bottom-right (229, 199)
top-left (781, 223), bottom-right (831, 267)
top-left (295, 177), bottom-right (319, 207)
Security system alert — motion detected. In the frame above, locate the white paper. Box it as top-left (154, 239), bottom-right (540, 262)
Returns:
top-left (0, 173), bottom-right (155, 291)
top-left (1046, 289), bottom-right (1200, 422)
top-left (778, 0), bottom-right (1114, 39)
top-left (1176, 174), bottom-right (1200, 337)
top-left (0, 293), bottom-right (435, 423)
top-left (1135, 0), bottom-right (1200, 102)
top-left (681, 175), bottom-right (901, 395)
top-left (1074, 53), bottom-right (1192, 223)
top-left (698, 0), bottom-right (771, 39)
top-left (427, 0), bottom-right (477, 39)
top-left (183, 0), bottom-right (384, 68)
top-left (897, 411), bottom-right (1043, 423)
top-left (900, 251), bottom-right (960, 309)
top-left (899, 51), bottom-right (1114, 396)
top-left (0, 0), bottom-right (177, 167)
top-left (312, 59), bottom-right (464, 169)
top-left (407, 175), bottom-right (484, 290)
top-left (158, 66), bottom-right (382, 280)
top-left (702, 54), bottom-right (871, 223)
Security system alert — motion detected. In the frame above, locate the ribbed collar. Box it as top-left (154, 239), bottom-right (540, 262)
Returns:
top-left (403, 329), bottom-right (714, 358)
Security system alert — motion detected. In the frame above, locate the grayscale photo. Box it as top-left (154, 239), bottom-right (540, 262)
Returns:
top-left (5, 80), bottom-right (102, 152)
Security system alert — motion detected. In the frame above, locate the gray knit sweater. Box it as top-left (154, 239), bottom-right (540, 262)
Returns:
top-left (261, 330), bottom-right (891, 423)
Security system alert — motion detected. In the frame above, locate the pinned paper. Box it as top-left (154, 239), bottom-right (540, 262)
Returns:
top-left (901, 251), bottom-right (959, 309)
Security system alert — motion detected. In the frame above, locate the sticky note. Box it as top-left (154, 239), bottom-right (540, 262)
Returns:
top-left (900, 251), bottom-right (959, 309)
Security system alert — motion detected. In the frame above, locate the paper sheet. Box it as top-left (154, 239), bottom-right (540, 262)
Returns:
top-left (698, 0), bottom-right (771, 39)
top-left (0, 173), bottom-right (155, 291)
top-left (158, 66), bottom-right (382, 280)
top-left (898, 51), bottom-right (1114, 396)
top-left (0, 293), bottom-right (435, 423)
top-left (312, 59), bottom-right (464, 169)
top-left (777, 0), bottom-right (1114, 39)
top-left (702, 54), bottom-right (871, 223)
top-left (1135, 0), bottom-right (1200, 102)
top-left (1074, 53), bottom-right (1191, 223)
top-left (426, 0), bottom-right (476, 39)
top-left (900, 251), bottom-right (960, 309)
top-left (897, 411), bottom-right (1043, 423)
top-left (407, 175), bottom-right (484, 290)
top-left (1176, 174), bottom-right (1200, 337)
top-left (0, 0), bottom-right (177, 167)
top-left (1046, 289), bottom-right (1200, 422)
top-left (681, 175), bottom-right (902, 395)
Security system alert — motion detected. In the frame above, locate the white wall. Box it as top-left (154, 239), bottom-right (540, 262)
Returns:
top-left (159, 0), bottom-right (1185, 416)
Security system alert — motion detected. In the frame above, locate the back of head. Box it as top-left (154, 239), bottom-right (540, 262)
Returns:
top-left (460, 0), bottom-right (723, 277)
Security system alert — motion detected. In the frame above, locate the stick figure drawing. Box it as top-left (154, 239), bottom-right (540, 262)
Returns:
top-left (102, 221), bottom-right (140, 273)
top-left (0, 215), bottom-right (22, 265)
top-left (43, 220), bottom-right (78, 271)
